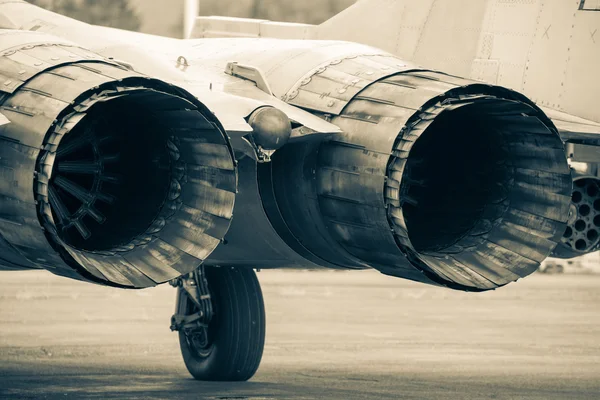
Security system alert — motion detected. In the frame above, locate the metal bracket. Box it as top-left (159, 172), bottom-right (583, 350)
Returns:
top-left (245, 134), bottom-right (276, 162)
top-left (170, 313), bottom-right (204, 332)
top-left (0, 112), bottom-right (9, 127)
top-left (225, 62), bottom-right (274, 96)
top-left (170, 265), bottom-right (213, 332)
top-left (566, 142), bottom-right (600, 163)
top-left (176, 55), bottom-right (190, 71)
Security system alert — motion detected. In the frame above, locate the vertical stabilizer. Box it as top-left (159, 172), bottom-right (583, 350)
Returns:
top-left (317, 0), bottom-right (600, 123)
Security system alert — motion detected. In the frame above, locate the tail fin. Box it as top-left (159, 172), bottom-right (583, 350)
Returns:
top-left (317, 0), bottom-right (600, 123)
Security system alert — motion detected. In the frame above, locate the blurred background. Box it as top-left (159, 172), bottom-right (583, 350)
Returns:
top-left (28, 0), bottom-right (357, 38)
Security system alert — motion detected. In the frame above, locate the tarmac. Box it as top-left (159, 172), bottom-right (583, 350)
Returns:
top-left (0, 269), bottom-right (599, 399)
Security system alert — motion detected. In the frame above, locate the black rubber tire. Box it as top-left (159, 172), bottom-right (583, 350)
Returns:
top-left (178, 267), bottom-right (265, 381)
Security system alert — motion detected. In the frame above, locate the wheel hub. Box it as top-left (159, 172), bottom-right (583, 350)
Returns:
top-left (189, 327), bottom-right (214, 358)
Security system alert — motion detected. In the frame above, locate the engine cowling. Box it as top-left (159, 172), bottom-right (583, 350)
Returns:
top-left (0, 33), bottom-right (236, 288)
top-left (260, 60), bottom-right (572, 291)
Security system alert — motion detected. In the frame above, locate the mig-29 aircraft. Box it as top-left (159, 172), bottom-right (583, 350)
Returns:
top-left (0, 0), bottom-right (598, 381)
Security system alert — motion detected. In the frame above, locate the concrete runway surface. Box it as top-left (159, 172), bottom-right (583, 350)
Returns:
top-left (0, 269), bottom-right (599, 399)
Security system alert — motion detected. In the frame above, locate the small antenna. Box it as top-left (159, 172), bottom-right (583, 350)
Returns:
top-left (183, 0), bottom-right (200, 38)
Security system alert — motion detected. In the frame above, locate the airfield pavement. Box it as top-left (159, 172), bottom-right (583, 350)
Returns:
top-left (0, 269), bottom-right (599, 399)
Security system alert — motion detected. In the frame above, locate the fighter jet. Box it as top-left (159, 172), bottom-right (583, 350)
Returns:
top-left (0, 0), bottom-right (598, 381)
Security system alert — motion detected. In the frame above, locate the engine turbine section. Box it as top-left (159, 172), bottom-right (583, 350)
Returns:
top-left (0, 36), bottom-right (236, 288)
top-left (264, 65), bottom-right (572, 291)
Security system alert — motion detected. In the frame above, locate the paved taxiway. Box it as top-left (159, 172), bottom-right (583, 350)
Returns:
top-left (0, 269), bottom-right (599, 399)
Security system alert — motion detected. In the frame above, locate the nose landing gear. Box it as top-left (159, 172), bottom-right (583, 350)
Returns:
top-left (170, 266), bottom-right (265, 381)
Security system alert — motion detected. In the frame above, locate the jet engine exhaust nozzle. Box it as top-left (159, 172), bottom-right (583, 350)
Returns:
top-left (0, 40), bottom-right (236, 288)
top-left (385, 85), bottom-right (573, 290)
top-left (266, 70), bottom-right (572, 291)
top-left (34, 78), bottom-right (238, 288)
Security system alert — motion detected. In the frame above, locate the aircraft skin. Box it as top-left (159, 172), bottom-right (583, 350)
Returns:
top-left (0, 0), bottom-right (598, 381)
top-left (320, 0), bottom-right (600, 124)
top-left (0, 0), bottom-right (598, 285)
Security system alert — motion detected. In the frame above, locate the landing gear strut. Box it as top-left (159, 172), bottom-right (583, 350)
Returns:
top-left (170, 266), bottom-right (266, 381)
